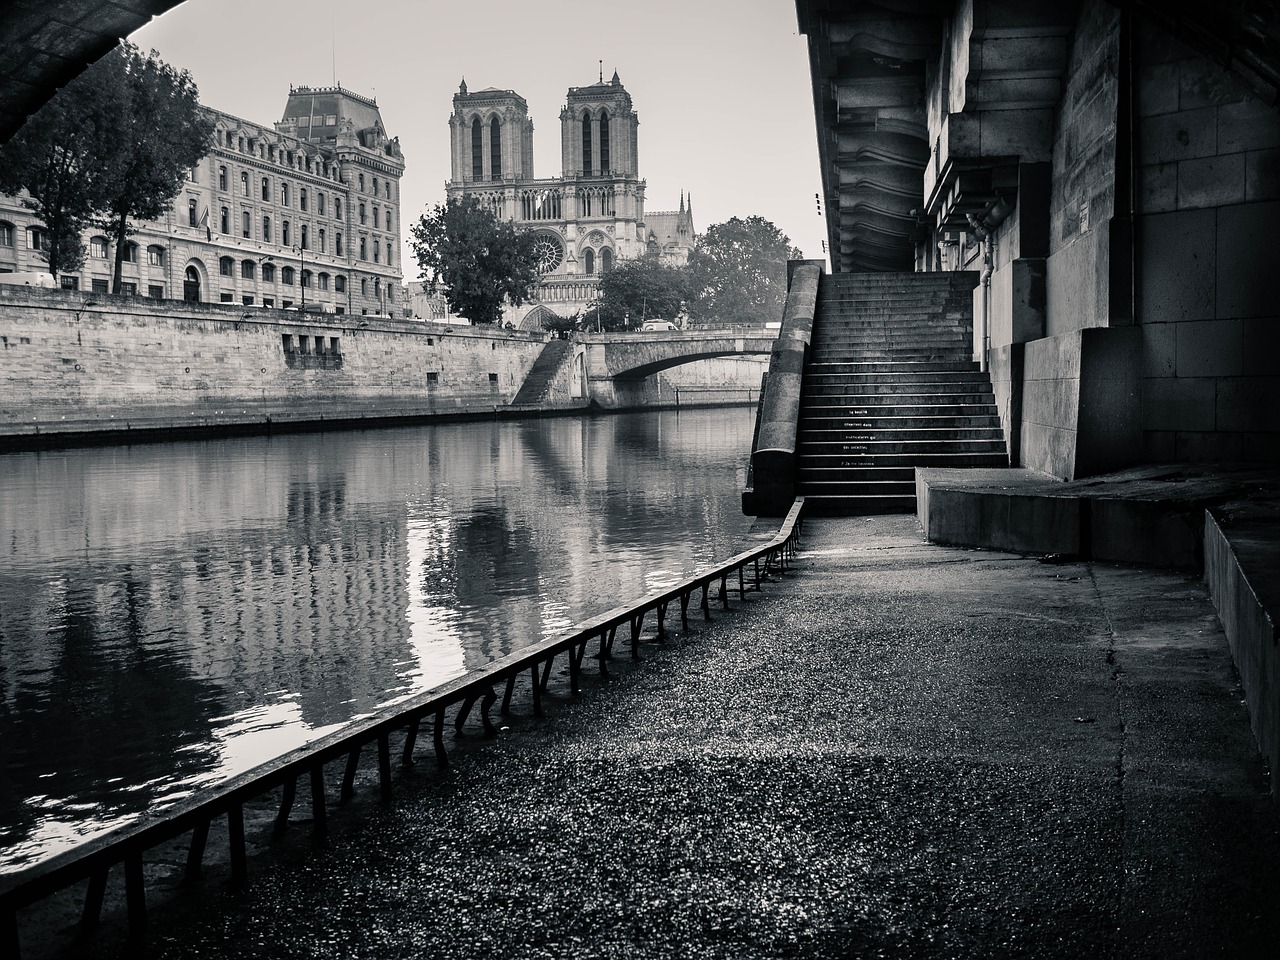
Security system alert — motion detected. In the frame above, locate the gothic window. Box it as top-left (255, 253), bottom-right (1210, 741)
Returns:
top-left (600, 109), bottom-right (610, 172)
top-left (584, 248), bottom-right (595, 275)
top-left (471, 116), bottom-right (483, 180)
top-left (600, 247), bottom-right (613, 273)
top-left (581, 111), bottom-right (593, 175)
top-left (490, 116), bottom-right (502, 179)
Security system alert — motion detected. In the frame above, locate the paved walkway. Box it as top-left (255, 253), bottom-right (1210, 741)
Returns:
top-left (118, 517), bottom-right (1280, 958)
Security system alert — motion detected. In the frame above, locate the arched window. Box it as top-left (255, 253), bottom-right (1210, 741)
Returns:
top-left (358, 173), bottom-right (365, 191)
top-left (385, 211), bottom-right (392, 233)
top-left (387, 248), bottom-right (393, 267)
top-left (241, 260), bottom-right (255, 280)
top-left (471, 116), bottom-right (483, 180)
top-left (219, 256), bottom-right (234, 277)
top-left (90, 236), bottom-right (109, 259)
top-left (147, 245), bottom-right (165, 266)
top-left (600, 109), bottom-right (610, 172)
top-left (600, 247), bottom-right (613, 273)
top-left (318, 272), bottom-right (330, 291)
top-left (490, 116), bottom-right (502, 179)
top-left (281, 266), bottom-right (295, 285)
top-left (184, 265), bottom-right (201, 302)
top-left (581, 111), bottom-right (593, 175)
top-left (335, 275), bottom-right (346, 293)
top-left (122, 242), bottom-right (138, 263)
top-left (584, 248), bottom-right (595, 275)
top-left (262, 262), bottom-right (275, 282)
top-left (301, 269), bottom-right (311, 288)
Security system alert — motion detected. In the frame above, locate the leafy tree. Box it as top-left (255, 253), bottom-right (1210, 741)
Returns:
top-left (686, 216), bottom-right (803, 327)
top-left (540, 309), bottom-right (580, 337)
top-left (97, 43), bottom-right (213, 294)
top-left (410, 195), bottom-right (540, 324)
top-left (592, 254), bottom-right (692, 331)
top-left (0, 56), bottom-right (127, 277)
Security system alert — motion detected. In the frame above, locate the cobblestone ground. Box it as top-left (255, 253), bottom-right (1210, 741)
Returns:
top-left (69, 516), bottom-right (1280, 958)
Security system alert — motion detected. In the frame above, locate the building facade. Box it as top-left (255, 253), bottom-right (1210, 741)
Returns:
top-left (445, 73), bottom-right (695, 327)
top-left (0, 84), bottom-right (404, 317)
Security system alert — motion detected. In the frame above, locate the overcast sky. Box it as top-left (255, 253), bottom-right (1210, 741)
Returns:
top-left (129, 0), bottom-right (827, 280)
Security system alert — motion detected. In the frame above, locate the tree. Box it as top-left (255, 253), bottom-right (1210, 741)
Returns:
top-left (592, 255), bottom-right (692, 331)
top-left (0, 55), bottom-right (126, 277)
top-left (686, 216), bottom-right (803, 327)
top-left (0, 43), bottom-right (211, 289)
top-left (410, 195), bottom-right (541, 324)
top-left (96, 44), bottom-right (213, 294)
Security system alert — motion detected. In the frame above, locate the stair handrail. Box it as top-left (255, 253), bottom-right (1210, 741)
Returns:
top-left (742, 260), bottom-right (823, 516)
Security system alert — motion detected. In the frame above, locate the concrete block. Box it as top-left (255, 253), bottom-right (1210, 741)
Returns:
top-left (918, 480), bottom-right (1081, 555)
top-left (1176, 430), bottom-right (1245, 461)
top-left (1138, 62), bottom-right (1180, 117)
top-left (1141, 376), bottom-right (1216, 432)
top-left (1177, 154), bottom-right (1246, 209)
top-left (1215, 376), bottom-right (1280, 432)
top-left (1175, 318), bottom-right (1243, 378)
top-left (1140, 322), bottom-right (1177, 377)
top-left (1139, 162), bottom-right (1178, 213)
top-left (1046, 229), bottom-right (1110, 335)
top-left (1011, 258), bottom-right (1047, 343)
top-left (1076, 327), bottom-right (1142, 476)
top-left (1179, 58), bottom-right (1250, 109)
top-left (1022, 373), bottom-right (1079, 428)
top-left (1245, 149), bottom-right (1280, 202)
top-left (1216, 201), bottom-right (1280, 319)
top-left (1218, 99), bottom-right (1280, 153)
top-left (1091, 498), bottom-right (1203, 568)
top-left (1021, 419), bottom-right (1077, 480)
top-left (1139, 107), bottom-right (1218, 165)
top-left (1138, 208), bottom-right (1216, 323)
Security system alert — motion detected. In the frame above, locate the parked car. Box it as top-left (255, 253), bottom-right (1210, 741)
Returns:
top-left (0, 271), bottom-right (56, 288)
top-left (641, 320), bottom-right (677, 331)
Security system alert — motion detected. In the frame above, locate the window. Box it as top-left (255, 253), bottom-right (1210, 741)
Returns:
top-left (600, 247), bottom-right (613, 273)
top-left (240, 171), bottom-right (249, 196)
top-left (242, 210), bottom-right (250, 238)
top-left (90, 237), bottom-right (109, 259)
top-left (491, 116), bottom-right (502, 179)
top-left (243, 295), bottom-right (255, 306)
top-left (148, 284), bottom-right (164, 299)
top-left (281, 266), bottom-right (294, 285)
top-left (220, 292), bottom-right (234, 303)
top-left (335, 198), bottom-right (342, 219)
top-left (120, 281), bottom-right (136, 295)
top-left (262, 177), bottom-right (270, 201)
top-left (336, 232), bottom-right (343, 256)
top-left (335, 275), bottom-right (346, 293)
top-left (373, 206), bottom-right (380, 229)
top-left (385, 211), bottom-right (392, 233)
top-left (582, 111), bottom-right (592, 175)
top-left (61, 275), bottom-right (79, 290)
top-left (373, 177), bottom-right (378, 195)
top-left (387, 248), bottom-right (393, 267)
top-left (330, 337), bottom-right (340, 353)
top-left (584, 248), bottom-right (594, 275)
top-left (282, 184), bottom-right (290, 206)
top-left (148, 245), bottom-right (164, 266)
top-left (241, 260), bottom-right (255, 279)
top-left (385, 181), bottom-right (392, 199)
top-left (262, 262), bottom-right (276, 282)
top-left (600, 109), bottom-right (610, 171)
top-left (471, 116), bottom-right (482, 179)
top-left (263, 215), bottom-right (272, 242)
top-left (220, 207), bottom-right (229, 234)
top-left (189, 166), bottom-right (198, 182)
top-left (361, 278), bottom-right (367, 296)
top-left (301, 189), bottom-right (308, 212)
top-left (219, 256), bottom-right (235, 277)
top-left (28, 227), bottom-right (48, 251)
top-left (188, 199), bottom-right (198, 227)
top-left (359, 203), bottom-right (366, 225)
top-left (319, 228), bottom-right (326, 253)
top-left (0, 222), bottom-right (11, 246)
top-left (374, 239), bottom-right (380, 263)
top-left (218, 166), bottom-right (227, 190)
top-left (426, 371), bottom-right (438, 384)
top-left (318, 272), bottom-right (329, 291)
top-left (301, 225), bottom-right (309, 250)
top-left (359, 173), bottom-right (365, 191)
top-left (318, 193), bottom-right (325, 216)
top-left (359, 237), bottom-right (366, 260)
top-left (283, 221), bottom-right (290, 246)
top-left (301, 269), bottom-right (311, 288)
top-left (92, 278), bottom-right (109, 293)
top-left (263, 296), bottom-right (274, 308)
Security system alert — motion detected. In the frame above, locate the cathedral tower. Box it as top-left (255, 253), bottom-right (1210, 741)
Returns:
top-left (559, 70), bottom-right (638, 178)
top-left (448, 80), bottom-right (535, 185)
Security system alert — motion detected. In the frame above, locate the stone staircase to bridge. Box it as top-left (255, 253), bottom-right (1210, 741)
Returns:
top-left (797, 271), bottom-right (1008, 514)
top-left (511, 339), bottom-right (573, 406)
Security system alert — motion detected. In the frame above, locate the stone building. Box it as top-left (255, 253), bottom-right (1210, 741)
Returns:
top-left (797, 0), bottom-right (1280, 477)
top-left (0, 84), bottom-right (404, 317)
top-left (445, 73), bottom-right (695, 327)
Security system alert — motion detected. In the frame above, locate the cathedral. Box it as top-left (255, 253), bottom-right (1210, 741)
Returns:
top-left (445, 72), bottom-right (695, 328)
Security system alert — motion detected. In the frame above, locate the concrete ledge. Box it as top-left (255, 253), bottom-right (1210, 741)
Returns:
top-left (1205, 507), bottom-right (1280, 797)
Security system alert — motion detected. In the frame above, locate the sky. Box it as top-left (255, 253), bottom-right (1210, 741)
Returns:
top-left (129, 0), bottom-right (828, 281)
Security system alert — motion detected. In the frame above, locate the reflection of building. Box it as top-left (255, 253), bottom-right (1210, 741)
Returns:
top-left (445, 73), bottom-right (695, 327)
top-left (0, 85), bottom-right (404, 317)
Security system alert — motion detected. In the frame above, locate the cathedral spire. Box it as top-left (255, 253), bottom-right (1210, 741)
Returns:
top-left (459, 77), bottom-right (467, 95)
top-left (679, 190), bottom-right (685, 213)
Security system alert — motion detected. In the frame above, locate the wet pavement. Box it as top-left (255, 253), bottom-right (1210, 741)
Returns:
top-left (79, 515), bottom-right (1280, 958)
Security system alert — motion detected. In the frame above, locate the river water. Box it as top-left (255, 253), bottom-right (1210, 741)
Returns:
top-left (0, 408), bottom-right (756, 873)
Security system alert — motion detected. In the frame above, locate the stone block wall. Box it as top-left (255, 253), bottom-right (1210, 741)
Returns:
top-left (1135, 22), bottom-right (1280, 463)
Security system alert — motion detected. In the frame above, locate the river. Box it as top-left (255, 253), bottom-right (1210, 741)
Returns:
top-left (0, 407), bottom-right (757, 873)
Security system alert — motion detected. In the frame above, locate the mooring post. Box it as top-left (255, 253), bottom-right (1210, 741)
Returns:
top-left (185, 822), bottom-right (209, 883)
top-left (402, 717), bottom-right (420, 766)
top-left (82, 867), bottom-right (109, 928)
top-left (340, 748), bottom-right (360, 804)
top-left (275, 776), bottom-right (297, 836)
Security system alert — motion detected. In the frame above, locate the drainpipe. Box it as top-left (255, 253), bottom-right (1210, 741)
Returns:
top-left (979, 236), bottom-right (992, 373)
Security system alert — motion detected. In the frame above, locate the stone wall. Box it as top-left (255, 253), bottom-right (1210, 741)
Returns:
top-left (1134, 22), bottom-right (1280, 463)
top-left (0, 286), bottom-right (551, 438)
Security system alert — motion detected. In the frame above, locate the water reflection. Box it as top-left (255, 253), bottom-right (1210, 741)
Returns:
top-left (0, 409), bottom-right (755, 871)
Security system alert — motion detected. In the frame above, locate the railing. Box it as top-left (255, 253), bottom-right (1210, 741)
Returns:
top-left (1, 497), bottom-right (806, 959)
top-left (673, 387), bottom-right (757, 407)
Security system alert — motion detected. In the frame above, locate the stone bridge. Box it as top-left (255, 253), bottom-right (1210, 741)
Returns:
top-left (576, 328), bottom-right (776, 407)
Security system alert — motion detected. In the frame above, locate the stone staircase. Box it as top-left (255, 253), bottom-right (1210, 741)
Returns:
top-left (511, 339), bottom-right (574, 405)
top-left (797, 271), bottom-right (1008, 514)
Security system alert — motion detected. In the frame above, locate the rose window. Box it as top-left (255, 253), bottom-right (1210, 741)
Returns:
top-left (532, 233), bottom-right (565, 274)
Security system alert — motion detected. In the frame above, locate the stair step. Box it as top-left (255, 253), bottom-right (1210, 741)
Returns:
top-left (800, 427), bottom-right (1004, 442)
top-left (806, 392), bottom-right (997, 406)
top-left (799, 452), bottom-right (1010, 470)
top-left (805, 381), bottom-right (995, 396)
top-left (799, 494), bottom-right (918, 516)
top-left (808, 360), bottom-right (981, 373)
top-left (800, 415), bottom-right (1004, 429)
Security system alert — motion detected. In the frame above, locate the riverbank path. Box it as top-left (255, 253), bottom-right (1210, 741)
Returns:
top-left (132, 514), bottom-right (1280, 959)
